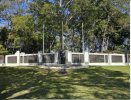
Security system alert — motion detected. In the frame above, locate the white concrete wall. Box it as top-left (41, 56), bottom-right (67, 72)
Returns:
top-left (3, 51), bottom-right (129, 66)
top-left (88, 53), bottom-right (126, 66)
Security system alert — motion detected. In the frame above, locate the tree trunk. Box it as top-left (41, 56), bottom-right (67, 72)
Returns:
top-left (80, 23), bottom-right (84, 52)
top-left (71, 28), bottom-right (75, 52)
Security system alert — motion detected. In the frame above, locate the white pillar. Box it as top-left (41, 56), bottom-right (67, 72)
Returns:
top-left (65, 50), bottom-right (72, 65)
top-left (84, 51), bottom-right (89, 65)
top-left (122, 54), bottom-right (126, 65)
top-left (15, 51), bottom-right (20, 66)
top-left (55, 52), bottom-right (58, 64)
top-left (5, 55), bottom-right (8, 66)
top-left (38, 51), bottom-right (43, 65)
top-left (108, 54), bottom-right (111, 65)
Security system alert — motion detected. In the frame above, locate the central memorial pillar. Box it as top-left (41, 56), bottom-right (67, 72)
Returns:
top-left (58, 50), bottom-right (66, 64)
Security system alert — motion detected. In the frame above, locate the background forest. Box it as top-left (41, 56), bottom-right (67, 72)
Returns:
top-left (0, 0), bottom-right (130, 54)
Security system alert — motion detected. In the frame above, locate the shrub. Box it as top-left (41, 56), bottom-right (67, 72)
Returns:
top-left (0, 44), bottom-right (9, 55)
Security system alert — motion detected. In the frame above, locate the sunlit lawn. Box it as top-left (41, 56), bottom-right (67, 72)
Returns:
top-left (0, 65), bottom-right (130, 99)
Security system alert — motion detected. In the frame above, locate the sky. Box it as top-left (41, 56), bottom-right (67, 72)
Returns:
top-left (0, 0), bottom-right (31, 28)
top-left (0, 19), bottom-right (8, 27)
top-left (0, 0), bottom-right (56, 28)
top-left (0, 0), bottom-right (129, 28)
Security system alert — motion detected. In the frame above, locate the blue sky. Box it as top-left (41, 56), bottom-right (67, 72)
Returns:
top-left (0, 19), bottom-right (8, 27)
top-left (0, 0), bottom-right (30, 28)
top-left (0, 0), bottom-right (56, 28)
top-left (0, 0), bottom-right (129, 28)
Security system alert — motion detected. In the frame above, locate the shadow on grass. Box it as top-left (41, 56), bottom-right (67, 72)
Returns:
top-left (0, 66), bottom-right (130, 99)
top-left (0, 67), bottom-right (76, 99)
top-left (69, 67), bottom-right (129, 99)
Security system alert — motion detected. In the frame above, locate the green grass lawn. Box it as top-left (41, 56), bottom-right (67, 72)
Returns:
top-left (0, 66), bottom-right (130, 99)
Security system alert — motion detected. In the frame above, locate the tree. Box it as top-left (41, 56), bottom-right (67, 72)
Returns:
top-left (0, 0), bottom-right (129, 53)
top-left (0, 44), bottom-right (8, 55)
top-left (0, 27), bottom-right (8, 47)
top-left (7, 15), bottom-right (34, 53)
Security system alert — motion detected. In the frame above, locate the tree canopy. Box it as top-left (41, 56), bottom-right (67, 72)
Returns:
top-left (0, 0), bottom-right (129, 54)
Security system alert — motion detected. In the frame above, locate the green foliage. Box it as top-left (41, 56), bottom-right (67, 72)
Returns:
top-left (11, 15), bottom-right (34, 32)
top-left (0, 44), bottom-right (8, 55)
top-left (8, 15), bottom-right (35, 53)
top-left (0, 0), bottom-right (130, 53)
top-left (0, 27), bottom-right (8, 45)
top-left (113, 45), bottom-right (124, 53)
top-left (32, 32), bottom-right (43, 41)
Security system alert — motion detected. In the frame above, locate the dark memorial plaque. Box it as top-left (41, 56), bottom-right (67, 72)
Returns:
top-left (112, 56), bottom-right (122, 63)
top-left (72, 54), bottom-right (79, 63)
top-left (72, 54), bottom-right (84, 63)
top-left (0, 55), bottom-right (4, 63)
top-left (89, 55), bottom-right (105, 63)
top-left (43, 54), bottom-right (55, 63)
top-left (20, 56), bottom-right (23, 63)
top-left (79, 54), bottom-right (84, 63)
top-left (8, 56), bottom-right (17, 63)
top-left (24, 55), bottom-right (38, 63)
top-left (105, 55), bottom-right (108, 63)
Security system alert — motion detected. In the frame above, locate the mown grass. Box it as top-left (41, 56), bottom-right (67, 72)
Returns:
top-left (101, 66), bottom-right (130, 74)
top-left (0, 66), bottom-right (130, 99)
